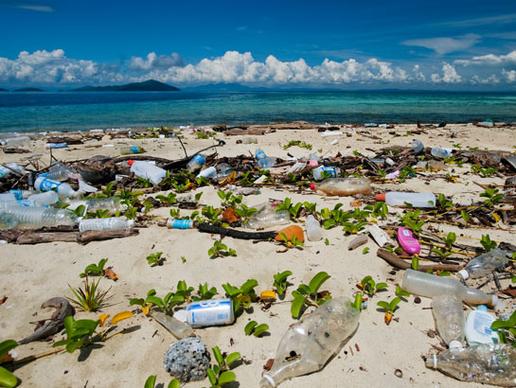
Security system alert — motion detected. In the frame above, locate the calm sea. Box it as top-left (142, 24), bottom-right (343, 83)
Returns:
top-left (0, 90), bottom-right (515, 132)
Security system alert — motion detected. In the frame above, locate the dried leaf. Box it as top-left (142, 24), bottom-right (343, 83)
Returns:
top-left (98, 313), bottom-right (110, 326)
top-left (274, 225), bottom-right (304, 243)
top-left (110, 310), bottom-right (134, 325)
top-left (0, 296), bottom-right (7, 305)
top-left (103, 267), bottom-right (119, 281)
top-left (222, 207), bottom-right (240, 224)
top-left (142, 304), bottom-right (151, 316)
top-left (384, 311), bottom-right (393, 325)
top-left (263, 358), bottom-right (274, 371)
top-left (351, 199), bottom-right (362, 208)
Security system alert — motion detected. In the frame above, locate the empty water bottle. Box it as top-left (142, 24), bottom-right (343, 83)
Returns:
top-left (186, 154), bottom-right (206, 172)
top-left (79, 217), bottom-right (134, 233)
top-left (260, 298), bottom-right (360, 387)
top-left (247, 202), bottom-right (290, 229)
top-left (255, 149), bottom-right (275, 169)
top-left (27, 191), bottom-right (59, 207)
top-left (431, 295), bottom-right (465, 349)
top-left (305, 215), bottom-right (322, 241)
top-left (0, 163), bottom-right (26, 179)
top-left (119, 145), bottom-right (144, 155)
top-left (458, 249), bottom-right (510, 280)
top-left (34, 176), bottom-right (78, 198)
top-left (411, 139), bottom-right (424, 154)
top-left (0, 207), bottom-right (77, 229)
top-left (45, 163), bottom-right (75, 181)
top-left (402, 269), bottom-right (498, 306)
top-left (196, 166), bottom-right (217, 179)
top-left (425, 344), bottom-right (515, 386)
top-left (311, 177), bottom-right (372, 196)
top-left (375, 192), bottom-right (436, 208)
top-left (312, 166), bottom-right (340, 181)
top-left (431, 147), bottom-right (453, 159)
top-left (85, 197), bottom-right (124, 212)
top-left (128, 160), bottom-right (166, 185)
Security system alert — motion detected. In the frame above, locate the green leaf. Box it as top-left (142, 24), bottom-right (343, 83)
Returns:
top-left (291, 293), bottom-right (306, 319)
top-left (244, 321), bottom-right (257, 336)
top-left (253, 323), bottom-right (270, 337)
top-left (0, 340), bottom-right (17, 358)
top-left (377, 301), bottom-right (390, 311)
top-left (212, 346), bottom-right (224, 368)
top-left (389, 297), bottom-right (401, 312)
top-left (308, 271), bottom-right (331, 294)
top-left (240, 279), bottom-right (258, 294)
top-left (218, 371), bottom-right (236, 386)
top-left (129, 298), bottom-right (145, 306)
top-left (167, 379), bottom-right (181, 388)
top-left (395, 285), bottom-right (411, 298)
top-left (207, 368), bottom-right (218, 386)
top-left (376, 282), bottom-right (388, 292)
top-left (144, 375), bottom-right (157, 388)
top-left (0, 366), bottom-right (18, 388)
top-left (225, 352), bottom-right (241, 368)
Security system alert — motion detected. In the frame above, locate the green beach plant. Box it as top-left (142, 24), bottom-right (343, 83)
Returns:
top-left (68, 278), bottom-right (111, 312)
top-left (273, 270), bottom-right (293, 299)
top-left (244, 321), bottom-right (270, 337)
top-left (291, 271), bottom-right (332, 319)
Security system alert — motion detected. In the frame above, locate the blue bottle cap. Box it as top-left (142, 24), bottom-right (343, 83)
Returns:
top-left (477, 305), bottom-right (488, 312)
top-left (130, 145), bottom-right (140, 153)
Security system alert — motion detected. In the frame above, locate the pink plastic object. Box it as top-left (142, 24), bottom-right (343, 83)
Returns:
top-left (397, 227), bottom-right (421, 255)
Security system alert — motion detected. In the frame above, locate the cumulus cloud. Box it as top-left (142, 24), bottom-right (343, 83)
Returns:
top-left (430, 63), bottom-right (462, 83)
top-left (502, 69), bottom-right (516, 83)
top-left (403, 34), bottom-right (480, 55)
top-left (129, 52), bottom-right (183, 71)
top-left (455, 50), bottom-right (516, 66)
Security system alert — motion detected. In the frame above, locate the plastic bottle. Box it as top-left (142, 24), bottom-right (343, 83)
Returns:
top-left (397, 227), bottom-right (421, 255)
top-left (128, 160), bottom-right (166, 185)
top-left (307, 153), bottom-right (319, 168)
top-left (174, 299), bottom-right (234, 328)
top-left (0, 207), bottom-right (77, 229)
top-left (120, 145), bottom-right (144, 155)
top-left (167, 218), bottom-right (194, 229)
top-left (401, 269), bottom-right (498, 306)
top-left (312, 166), bottom-right (341, 181)
top-left (260, 298), bottom-right (360, 388)
top-left (34, 176), bottom-right (78, 198)
top-left (0, 163), bottom-right (26, 179)
top-left (431, 147), bottom-right (453, 159)
top-left (305, 215), bottom-right (322, 241)
top-left (27, 191), bottom-right (59, 207)
top-left (85, 197), bottom-right (124, 212)
top-left (464, 306), bottom-right (499, 345)
top-left (431, 295), bottom-right (465, 350)
top-left (0, 136), bottom-right (30, 147)
top-left (215, 163), bottom-right (233, 178)
top-left (375, 192), bottom-right (436, 208)
top-left (247, 203), bottom-right (290, 229)
top-left (151, 311), bottom-right (194, 339)
top-left (78, 217), bottom-right (134, 233)
top-left (411, 139), bottom-right (424, 155)
top-left (458, 249), bottom-right (510, 280)
top-left (425, 344), bottom-right (515, 386)
top-left (196, 166), bottom-right (217, 179)
top-left (186, 154), bottom-right (206, 172)
top-left (255, 149), bottom-right (275, 169)
top-left (311, 177), bottom-right (372, 196)
top-left (45, 163), bottom-right (76, 181)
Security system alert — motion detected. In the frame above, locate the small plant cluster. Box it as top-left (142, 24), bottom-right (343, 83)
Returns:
top-left (282, 140), bottom-right (313, 150)
top-left (291, 272), bottom-right (332, 319)
top-left (208, 239), bottom-right (237, 259)
top-left (491, 311), bottom-right (516, 346)
top-left (244, 320), bottom-right (270, 337)
top-left (68, 277), bottom-right (112, 312)
top-left (146, 251), bottom-right (166, 267)
top-left (222, 279), bottom-right (258, 316)
top-left (431, 232), bottom-right (457, 259)
top-left (317, 202), bottom-right (388, 234)
top-left (144, 375), bottom-right (180, 388)
top-left (275, 197), bottom-right (317, 220)
top-left (471, 164), bottom-right (498, 178)
top-left (207, 346), bottom-right (241, 388)
top-left (0, 340), bottom-right (18, 388)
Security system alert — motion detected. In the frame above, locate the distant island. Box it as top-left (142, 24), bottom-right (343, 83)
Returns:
top-left (13, 87), bottom-right (44, 92)
top-left (72, 79), bottom-right (179, 92)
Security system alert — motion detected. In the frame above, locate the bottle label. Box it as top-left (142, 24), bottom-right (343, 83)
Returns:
top-left (10, 190), bottom-right (23, 200)
top-left (473, 313), bottom-right (494, 335)
top-left (168, 219), bottom-right (193, 229)
top-left (187, 299), bottom-right (233, 325)
top-left (38, 177), bottom-right (61, 192)
top-left (192, 154), bottom-right (206, 164)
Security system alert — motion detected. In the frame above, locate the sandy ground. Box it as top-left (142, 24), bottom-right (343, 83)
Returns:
top-left (0, 123), bottom-right (515, 388)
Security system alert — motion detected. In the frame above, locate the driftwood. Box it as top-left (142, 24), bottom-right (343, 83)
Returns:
top-left (224, 127), bottom-right (276, 136)
top-left (0, 228), bottom-right (138, 245)
top-left (197, 223), bottom-right (276, 240)
top-left (1, 146), bottom-right (31, 154)
top-left (377, 248), bottom-right (463, 272)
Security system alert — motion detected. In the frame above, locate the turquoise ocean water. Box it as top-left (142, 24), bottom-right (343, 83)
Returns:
top-left (0, 90), bottom-right (515, 132)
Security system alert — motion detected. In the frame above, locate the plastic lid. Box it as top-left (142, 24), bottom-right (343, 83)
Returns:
top-left (127, 160), bottom-right (134, 167)
top-left (375, 193), bottom-right (386, 201)
top-left (458, 269), bottom-right (469, 280)
top-left (174, 309), bottom-right (188, 323)
top-left (309, 182), bottom-right (316, 191)
top-left (448, 340), bottom-right (463, 351)
top-left (477, 305), bottom-right (488, 311)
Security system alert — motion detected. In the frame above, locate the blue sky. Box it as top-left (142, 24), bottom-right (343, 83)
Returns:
top-left (0, 0), bottom-right (515, 88)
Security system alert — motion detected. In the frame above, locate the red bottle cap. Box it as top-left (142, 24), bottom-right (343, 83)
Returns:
top-left (309, 183), bottom-right (317, 191)
top-left (375, 193), bottom-right (386, 201)
top-left (127, 160), bottom-right (134, 167)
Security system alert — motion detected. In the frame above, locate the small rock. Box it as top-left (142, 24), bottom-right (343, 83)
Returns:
top-left (163, 337), bottom-right (211, 382)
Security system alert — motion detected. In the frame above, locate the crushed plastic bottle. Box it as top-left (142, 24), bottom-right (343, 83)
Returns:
top-left (310, 177), bottom-right (372, 196)
top-left (78, 216), bottom-right (134, 233)
top-left (119, 145), bottom-right (144, 155)
top-left (196, 166), bottom-right (217, 179)
top-left (0, 207), bottom-right (77, 229)
top-left (186, 154), bottom-right (206, 172)
top-left (312, 166), bottom-right (340, 181)
top-left (45, 163), bottom-right (76, 181)
top-left (27, 191), bottom-right (59, 207)
top-left (431, 147), bottom-right (453, 159)
top-left (431, 295), bottom-right (465, 349)
top-left (402, 269), bottom-right (498, 306)
top-left (458, 249), bottom-right (510, 280)
top-left (465, 306), bottom-right (499, 345)
top-left (305, 215), bottom-right (322, 241)
top-left (260, 298), bottom-right (360, 387)
top-left (151, 311), bottom-right (194, 339)
top-left (0, 163), bottom-right (26, 179)
top-left (128, 160), bottom-right (166, 185)
top-left (425, 344), bottom-right (515, 386)
top-left (375, 192), bottom-right (436, 208)
top-left (411, 139), bottom-right (424, 155)
top-left (34, 176), bottom-right (78, 198)
top-left (246, 202), bottom-right (290, 229)
top-left (255, 149), bottom-right (275, 169)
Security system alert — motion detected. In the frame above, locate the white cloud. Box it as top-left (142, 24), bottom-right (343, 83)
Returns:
top-left (129, 52), bottom-right (183, 71)
top-left (455, 50), bottom-right (516, 66)
top-left (431, 63), bottom-right (462, 83)
top-left (402, 34), bottom-right (480, 55)
top-left (502, 69), bottom-right (516, 83)
top-left (471, 74), bottom-right (500, 84)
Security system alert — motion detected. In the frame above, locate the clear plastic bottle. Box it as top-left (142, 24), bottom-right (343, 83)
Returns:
top-left (411, 139), bottom-right (424, 155)
top-left (260, 298), bottom-right (360, 387)
top-left (196, 166), bottom-right (217, 179)
top-left (464, 306), bottom-right (499, 345)
top-left (425, 344), bottom-right (516, 386)
top-left (151, 311), bottom-right (194, 339)
top-left (255, 149), bottom-right (275, 169)
top-left (186, 154), bottom-right (206, 172)
top-left (402, 269), bottom-right (498, 306)
top-left (34, 176), bottom-right (78, 198)
top-left (27, 191), bottom-right (59, 207)
top-left (458, 249), bottom-right (510, 280)
top-left (0, 163), bottom-right (26, 179)
top-left (375, 192), bottom-right (436, 208)
top-left (119, 145), bottom-right (144, 155)
top-left (305, 215), bottom-right (322, 241)
top-left (311, 177), bottom-right (372, 196)
top-left (431, 295), bottom-right (465, 349)
top-left (45, 163), bottom-right (75, 181)
top-left (128, 160), bottom-right (166, 185)
top-left (0, 136), bottom-right (30, 147)
top-left (431, 147), bottom-right (453, 159)
top-left (312, 166), bottom-right (340, 181)
top-left (0, 207), bottom-right (77, 229)
top-left (247, 203), bottom-right (290, 229)
top-left (85, 197), bottom-right (124, 212)
top-left (78, 217), bottom-right (134, 232)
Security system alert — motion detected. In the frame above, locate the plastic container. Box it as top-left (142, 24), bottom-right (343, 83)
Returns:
top-left (78, 217), bottom-right (134, 233)
top-left (397, 227), bottom-right (421, 255)
top-left (260, 298), bottom-right (360, 388)
top-left (186, 154), bottom-right (206, 172)
top-left (464, 306), bottom-right (499, 345)
top-left (167, 218), bottom-right (194, 229)
top-left (431, 295), bottom-right (464, 350)
top-left (311, 177), bottom-right (372, 196)
top-left (151, 311), bottom-right (194, 339)
top-left (27, 191), bottom-right (59, 207)
top-left (247, 203), bottom-right (290, 229)
top-left (431, 147), bottom-right (453, 159)
top-left (174, 299), bottom-right (234, 328)
top-left (255, 149), bottom-right (275, 169)
top-left (458, 249), bottom-right (510, 280)
top-left (196, 166), bottom-right (217, 179)
top-left (305, 215), bottom-right (322, 241)
top-left (45, 163), bottom-right (75, 181)
top-left (375, 192), bottom-right (436, 208)
top-left (312, 166), bottom-right (340, 181)
top-left (425, 344), bottom-right (515, 386)
top-left (411, 139), bottom-right (424, 154)
top-left (216, 163), bottom-right (233, 178)
top-left (34, 176), bottom-right (78, 198)
top-left (128, 160), bottom-right (166, 185)
top-left (120, 145), bottom-right (144, 155)
top-left (0, 163), bottom-right (26, 179)
top-left (401, 269), bottom-right (497, 306)
top-left (0, 207), bottom-right (77, 229)
top-left (85, 197), bottom-right (124, 212)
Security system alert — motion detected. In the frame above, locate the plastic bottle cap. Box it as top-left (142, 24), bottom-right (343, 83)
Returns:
top-left (476, 305), bottom-right (488, 311)
top-left (375, 193), bottom-right (386, 201)
top-left (309, 183), bottom-right (316, 191)
top-left (448, 340), bottom-right (463, 351)
top-left (457, 269), bottom-right (469, 280)
top-left (127, 160), bottom-right (134, 167)
top-left (490, 295), bottom-right (499, 308)
top-left (174, 309), bottom-right (188, 323)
